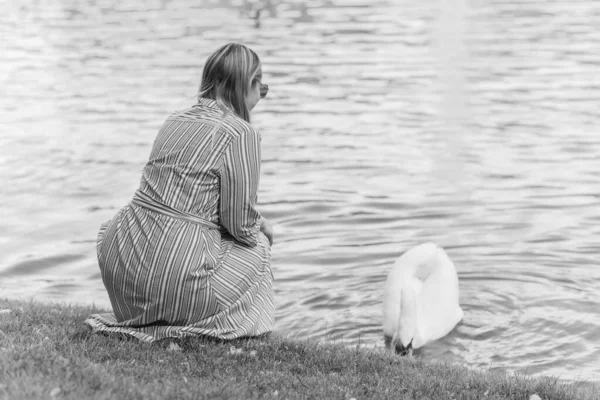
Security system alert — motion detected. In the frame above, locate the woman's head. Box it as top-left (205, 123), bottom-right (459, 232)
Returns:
top-left (198, 43), bottom-right (266, 122)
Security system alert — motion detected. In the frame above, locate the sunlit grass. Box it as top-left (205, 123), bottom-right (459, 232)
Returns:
top-left (0, 298), bottom-right (596, 399)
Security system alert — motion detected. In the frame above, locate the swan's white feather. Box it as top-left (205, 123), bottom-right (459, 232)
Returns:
top-left (382, 242), bottom-right (463, 350)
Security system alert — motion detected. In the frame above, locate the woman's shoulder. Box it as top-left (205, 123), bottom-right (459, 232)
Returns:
top-left (164, 100), bottom-right (259, 141)
top-left (167, 104), bottom-right (221, 125)
top-left (220, 112), bottom-right (258, 140)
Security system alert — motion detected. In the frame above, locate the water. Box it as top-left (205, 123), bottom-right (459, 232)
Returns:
top-left (1, 0), bottom-right (599, 382)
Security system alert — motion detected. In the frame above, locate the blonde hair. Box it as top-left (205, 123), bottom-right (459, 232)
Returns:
top-left (198, 43), bottom-right (262, 123)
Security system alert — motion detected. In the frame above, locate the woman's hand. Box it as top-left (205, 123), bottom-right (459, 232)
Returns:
top-left (260, 217), bottom-right (274, 247)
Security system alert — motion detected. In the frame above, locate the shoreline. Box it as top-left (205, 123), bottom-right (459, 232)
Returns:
top-left (0, 297), bottom-right (597, 399)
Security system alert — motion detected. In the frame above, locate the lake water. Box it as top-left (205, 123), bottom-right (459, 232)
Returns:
top-left (1, 0), bottom-right (599, 383)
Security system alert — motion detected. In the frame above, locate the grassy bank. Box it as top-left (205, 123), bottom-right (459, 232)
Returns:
top-left (0, 299), bottom-right (596, 400)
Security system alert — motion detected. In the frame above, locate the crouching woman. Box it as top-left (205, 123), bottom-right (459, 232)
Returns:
top-left (86, 43), bottom-right (274, 342)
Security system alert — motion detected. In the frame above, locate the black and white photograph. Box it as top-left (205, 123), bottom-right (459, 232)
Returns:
top-left (1, 0), bottom-right (599, 398)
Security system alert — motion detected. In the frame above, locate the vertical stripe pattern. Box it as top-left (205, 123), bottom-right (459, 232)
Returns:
top-left (85, 99), bottom-right (273, 342)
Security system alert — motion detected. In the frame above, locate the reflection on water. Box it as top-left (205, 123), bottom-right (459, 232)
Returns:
top-left (1, 0), bottom-right (599, 382)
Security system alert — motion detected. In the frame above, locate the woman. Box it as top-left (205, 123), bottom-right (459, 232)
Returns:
top-left (86, 43), bottom-right (274, 342)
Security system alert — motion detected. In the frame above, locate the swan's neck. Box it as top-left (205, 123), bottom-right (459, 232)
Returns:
top-left (398, 282), bottom-right (417, 347)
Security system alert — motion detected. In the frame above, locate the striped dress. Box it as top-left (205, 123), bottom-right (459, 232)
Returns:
top-left (85, 98), bottom-right (274, 342)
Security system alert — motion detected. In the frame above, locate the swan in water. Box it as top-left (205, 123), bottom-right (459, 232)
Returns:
top-left (382, 242), bottom-right (463, 356)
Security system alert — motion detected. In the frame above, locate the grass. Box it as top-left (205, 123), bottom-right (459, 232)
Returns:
top-left (0, 298), bottom-right (597, 400)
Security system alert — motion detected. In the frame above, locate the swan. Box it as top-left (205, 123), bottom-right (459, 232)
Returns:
top-left (382, 242), bottom-right (463, 356)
